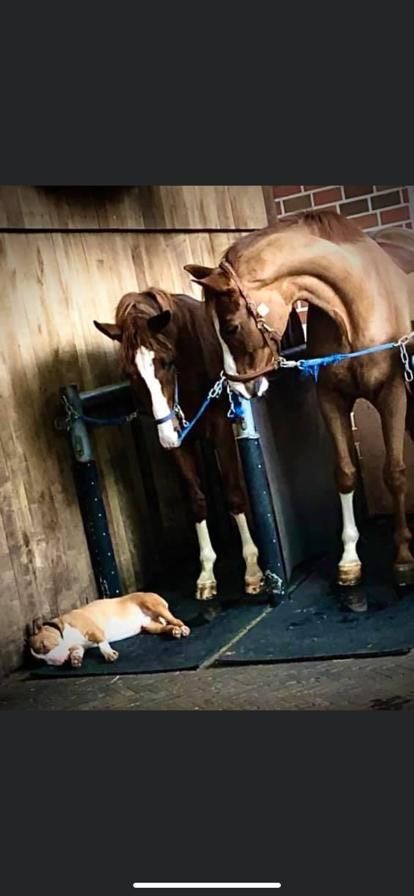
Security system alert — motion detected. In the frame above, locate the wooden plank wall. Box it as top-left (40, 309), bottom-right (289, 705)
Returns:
top-left (0, 186), bottom-right (267, 230)
top-left (0, 187), bottom-right (268, 675)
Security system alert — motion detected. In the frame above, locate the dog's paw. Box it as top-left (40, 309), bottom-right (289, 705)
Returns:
top-left (171, 624), bottom-right (191, 639)
top-left (103, 648), bottom-right (119, 662)
top-left (70, 648), bottom-right (84, 668)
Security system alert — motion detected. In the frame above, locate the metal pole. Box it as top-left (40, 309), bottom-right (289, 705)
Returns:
top-left (234, 398), bottom-right (286, 600)
top-left (61, 384), bottom-right (122, 598)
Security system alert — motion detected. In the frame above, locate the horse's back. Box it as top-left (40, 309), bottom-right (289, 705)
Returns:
top-left (372, 227), bottom-right (414, 274)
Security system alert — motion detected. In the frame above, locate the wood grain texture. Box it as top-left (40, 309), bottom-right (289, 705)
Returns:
top-left (0, 186), bottom-right (268, 231)
top-left (0, 226), bottom-right (253, 675)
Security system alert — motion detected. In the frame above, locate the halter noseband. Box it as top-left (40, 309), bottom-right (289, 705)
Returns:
top-left (218, 260), bottom-right (283, 383)
top-left (154, 370), bottom-right (188, 429)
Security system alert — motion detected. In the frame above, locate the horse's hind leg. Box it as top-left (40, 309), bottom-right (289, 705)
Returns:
top-left (318, 387), bottom-right (362, 585)
top-left (173, 445), bottom-right (217, 600)
top-left (376, 378), bottom-right (414, 584)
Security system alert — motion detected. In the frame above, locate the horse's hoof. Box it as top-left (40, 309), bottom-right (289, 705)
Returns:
top-left (245, 570), bottom-right (265, 595)
top-left (393, 563), bottom-right (414, 587)
top-left (337, 585), bottom-right (368, 613)
top-left (337, 561), bottom-right (362, 586)
top-left (196, 581), bottom-right (217, 601)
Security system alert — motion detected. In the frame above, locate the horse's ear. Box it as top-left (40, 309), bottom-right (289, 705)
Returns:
top-left (147, 310), bottom-right (172, 334)
top-left (144, 289), bottom-right (172, 312)
top-left (93, 320), bottom-right (122, 341)
top-left (184, 265), bottom-right (215, 281)
top-left (184, 264), bottom-right (230, 292)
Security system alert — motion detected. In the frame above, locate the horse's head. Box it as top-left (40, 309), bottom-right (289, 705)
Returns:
top-left (184, 262), bottom-right (290, 399)
top-left (94, 290), bottom-right (181, 449)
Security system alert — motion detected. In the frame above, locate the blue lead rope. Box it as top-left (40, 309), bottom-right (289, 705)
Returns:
top-left (295, 341), bottom-right (398, 382)
top-left (57, 333), bottom-right (414, 437)
top-left (177, 377), bottom-right (245, 445)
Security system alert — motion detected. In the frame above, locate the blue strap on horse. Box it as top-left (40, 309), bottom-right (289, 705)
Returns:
top-left (282, 333), bottom-right (414, 383)
top-left (171, 374), bottom-right (245, 446)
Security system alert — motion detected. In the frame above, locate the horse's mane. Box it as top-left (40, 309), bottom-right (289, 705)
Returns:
top-left (226, 210), bottom-right (364, 267)
top-left (274, 209), bottom-right (365, 244)
top-left (116, 289), bottom-right (174, 376)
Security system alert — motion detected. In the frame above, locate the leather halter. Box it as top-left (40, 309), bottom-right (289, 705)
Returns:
top-left (218, 260), bottom-right (283, 383)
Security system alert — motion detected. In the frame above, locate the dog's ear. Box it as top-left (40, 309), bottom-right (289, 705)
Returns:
top-left (31, 617), bottom-right (43, 635)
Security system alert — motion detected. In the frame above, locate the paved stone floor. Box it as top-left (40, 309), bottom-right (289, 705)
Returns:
top-left (1, 651), bottom-right (414, 710)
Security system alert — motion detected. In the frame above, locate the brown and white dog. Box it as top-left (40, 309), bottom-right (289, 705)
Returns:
top-left (29, 592), bottom-right (190, 668)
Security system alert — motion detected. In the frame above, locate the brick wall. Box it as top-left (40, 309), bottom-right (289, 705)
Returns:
top-left (272, 185), bottom-right (414, 337)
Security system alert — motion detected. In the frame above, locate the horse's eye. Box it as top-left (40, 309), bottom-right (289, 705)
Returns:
top-left (222, 323), bottom-right (239, 337)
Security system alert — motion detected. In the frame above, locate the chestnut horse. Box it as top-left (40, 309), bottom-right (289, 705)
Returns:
top-left (95, 289), bottom-right (303, 600)
top-left (185, 212), bottom-right (414, 588)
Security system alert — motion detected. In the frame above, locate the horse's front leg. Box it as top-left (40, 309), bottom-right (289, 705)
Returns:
top-left (375, 378), bottom-right (414, 584)
top-left (318, 387), bottom-right (362, 585)
top-left (172, 446), bottom-right (217, 600)
top-left (214, 422), bottom-right (264, 595)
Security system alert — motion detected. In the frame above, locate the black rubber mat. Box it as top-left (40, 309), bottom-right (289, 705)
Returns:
top-left (28, 585), bottom-right (269, 679)
top-left (217, 518), bottom-right (414, 666)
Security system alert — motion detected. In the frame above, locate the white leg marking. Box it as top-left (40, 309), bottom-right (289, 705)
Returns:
top-left (98, 640), bottom-right (119, 662)
top-left (233, 512), bottom-right (264, 594)
top-left (195, 520), bottom-right (217, 600)
top-left (135, 346), bottom-right (179, 449)
top-left (338, 491), bottom-right (361, 583)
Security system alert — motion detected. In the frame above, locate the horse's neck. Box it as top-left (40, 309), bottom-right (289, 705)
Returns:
top-left (170, 295), bottom-right (222, 388)
top-left (244, 232), bottom-right (410, 348)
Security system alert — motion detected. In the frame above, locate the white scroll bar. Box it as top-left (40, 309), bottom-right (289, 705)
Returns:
top-left (133, 885), bottom-right (282, 889)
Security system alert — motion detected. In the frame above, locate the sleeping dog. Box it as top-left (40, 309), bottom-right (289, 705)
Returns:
top-left (29, 592), bottom-right (190, 668)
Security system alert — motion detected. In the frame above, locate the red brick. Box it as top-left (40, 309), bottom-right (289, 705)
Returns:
top-left (371, 190), bottom-right (401, 210)
top-left (343, 185), bottom-right (373, 199)
top-left (303, 185), bottom-right (324, 191)
top-left (375, 185), bottom-right (399, 191)
top-left (313, 187), bottom-right (342, 205)
top-left (275, 200), bottom-right (282, 216)
top-left (402, 188), bottom-right (409, 202)
top-left (272, 185), bottom-right (303, 199)
top-left (346, 212), bottom-right (379, 230)
top-left (339, 198), bottom-right (369, 216)
top-left (283, 193), bottom-right (312, 213)
top-left (310, 203), bottom-right (339, 213)
top-left (380, 205), bottom-right (410, 225)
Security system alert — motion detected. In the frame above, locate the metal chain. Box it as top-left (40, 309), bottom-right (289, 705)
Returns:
top-left (173, 402), bottom-right (189, 429)
top-left (208, 372), bottom-right (226, 400)
top-left (225, 379), bottom-right (238, 419)
top-left (398, 335), bottom-right (414, 383)
top-left (54, 395), bottom-right (78, 431)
